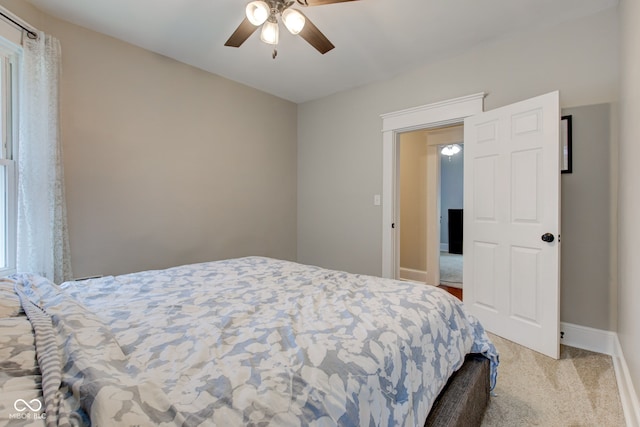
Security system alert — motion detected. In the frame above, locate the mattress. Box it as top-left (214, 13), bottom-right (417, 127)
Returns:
top-left (1, 257), bottom-right (498, 426)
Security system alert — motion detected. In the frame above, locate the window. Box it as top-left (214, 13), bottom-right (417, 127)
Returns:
top-left (0, 40), bottom-right (18, 276)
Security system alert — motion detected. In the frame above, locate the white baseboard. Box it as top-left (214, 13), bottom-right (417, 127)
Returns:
top-left (561, 322), bottom-right (639, 427)
top-left (399, 267), bottom-right (426, 283)
top-left (613, 335), bottom-right (640, 427)
top-left (560, 322), bottom-right (616, 355)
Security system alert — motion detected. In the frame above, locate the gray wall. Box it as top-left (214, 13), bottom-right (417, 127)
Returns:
top-left (560, 104), bottom-right (614, 330)
top-left (1, 0), bottom-right (298, 277)
top-left (298, 8), bottom-right (619, 331)
top-left (618, 0), bottom-right (640, 403)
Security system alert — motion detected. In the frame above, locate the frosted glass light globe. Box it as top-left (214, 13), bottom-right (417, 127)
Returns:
top-left (246, 1), bottom-right (269, 26)
top-left (260, 20), bottom-right (279, 45)
top-left (282, 9), bottom-right (305, 35)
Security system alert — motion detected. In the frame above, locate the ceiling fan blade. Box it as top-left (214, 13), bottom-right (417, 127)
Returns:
top-left (224, 17), bottom-right (258, 48)
top-left (298, 0), bottom-right (359, 5)
top-left (297, 13), bottom-right (335, 54)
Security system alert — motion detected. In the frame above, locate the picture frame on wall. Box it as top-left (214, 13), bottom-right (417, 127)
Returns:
top-left (561, 115), bottom-right (572, 173)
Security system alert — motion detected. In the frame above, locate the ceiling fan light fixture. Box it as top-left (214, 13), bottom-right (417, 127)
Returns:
top-left (441, 144), bottom-right (462, 156)
top-left (246, 1), bottom-right (270, 26)
top-left (226, 0), bottom-right (344, 56)
top-left (282, 9), bottom-right (305, 35)
top-left (260, 19), bottom-right (280, 45)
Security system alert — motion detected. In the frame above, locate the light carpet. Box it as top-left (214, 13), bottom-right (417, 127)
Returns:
top-left (440, 251), bottom-right (462, 284)
top-left (482, 334), bottom-right (626, 426)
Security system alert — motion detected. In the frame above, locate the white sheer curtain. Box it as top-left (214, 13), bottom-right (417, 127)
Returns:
top-left (16, 31), bottom-right (72, 283)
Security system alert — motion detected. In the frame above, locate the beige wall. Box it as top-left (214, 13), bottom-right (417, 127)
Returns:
top-left (618, 0), bottom-right (640, 406)
top-left (1, 0), bottom-right (298, 277)
top-left (298, 8), bottom-right (619, 332)
top-left (399, 131), bottom-right (427, 272)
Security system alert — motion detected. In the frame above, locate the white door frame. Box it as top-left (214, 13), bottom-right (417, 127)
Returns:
top-left (380, 93), bottom-right (485, 279)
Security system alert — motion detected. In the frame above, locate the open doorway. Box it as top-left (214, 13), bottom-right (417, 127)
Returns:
top-left (380, 92), bottom-right (484, 281)
top-left (397, 124), bottom-right (464, 290)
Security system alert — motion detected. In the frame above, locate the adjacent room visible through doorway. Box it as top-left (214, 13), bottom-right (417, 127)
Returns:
top-left (397, 124), bottom-right (464, 290)
top-left (439, 142), bottom-right (463, 290)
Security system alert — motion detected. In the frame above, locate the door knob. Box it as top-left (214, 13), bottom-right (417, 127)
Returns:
top-left (541, 233), bottom-right (555, 243)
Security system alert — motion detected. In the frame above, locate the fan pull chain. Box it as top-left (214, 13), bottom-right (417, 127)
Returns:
top-left (272, 48), bottom-right (278, 59)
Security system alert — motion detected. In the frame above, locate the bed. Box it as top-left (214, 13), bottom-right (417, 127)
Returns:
top-left (0, 256), bottom-right (498, 426)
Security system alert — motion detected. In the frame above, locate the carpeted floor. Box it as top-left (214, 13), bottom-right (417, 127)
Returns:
top-left (482, 334), bottom-right (626, 426)
top-left (440, 251), bottom-right (462, 284)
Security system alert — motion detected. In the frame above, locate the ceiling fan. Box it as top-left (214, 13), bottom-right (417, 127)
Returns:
top-left (225, 0), bottom-right (359, 58)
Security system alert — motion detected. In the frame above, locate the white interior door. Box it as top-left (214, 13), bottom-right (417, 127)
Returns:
top-left (463, 91), bottom-right (560, 359)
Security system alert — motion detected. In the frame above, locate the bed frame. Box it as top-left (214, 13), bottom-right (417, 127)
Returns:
top-left (424, 354), bottom-right (490, 427)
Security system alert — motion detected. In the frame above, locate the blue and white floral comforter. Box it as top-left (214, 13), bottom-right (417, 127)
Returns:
top-left (7, 256), bottom-right (498, 426)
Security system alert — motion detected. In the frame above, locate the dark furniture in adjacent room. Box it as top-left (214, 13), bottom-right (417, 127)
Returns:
top-left (448, 208), bottom-right (463, 255)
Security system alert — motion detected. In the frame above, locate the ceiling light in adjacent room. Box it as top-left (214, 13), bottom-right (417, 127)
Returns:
top-left (441, 144), bottom-right (462, 157)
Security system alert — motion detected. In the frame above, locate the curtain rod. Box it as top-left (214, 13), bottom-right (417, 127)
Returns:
top-left (0, 11), bottom-right (37, 39)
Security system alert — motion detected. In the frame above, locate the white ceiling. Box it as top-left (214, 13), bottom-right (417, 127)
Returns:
top-left (25, 0), bottom-right (617, 103)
